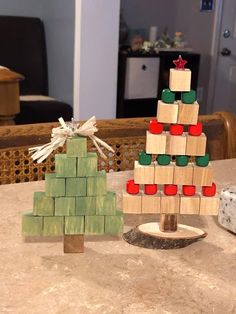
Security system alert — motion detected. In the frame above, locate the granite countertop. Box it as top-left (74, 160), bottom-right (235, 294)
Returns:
top-left (0, 159), bottom-right (236, 313)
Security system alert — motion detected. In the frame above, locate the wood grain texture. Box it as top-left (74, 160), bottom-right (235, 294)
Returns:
top-left (156, 101), bottom-right (178, 124)
top-left (177, 102), bottom-right (199, 125)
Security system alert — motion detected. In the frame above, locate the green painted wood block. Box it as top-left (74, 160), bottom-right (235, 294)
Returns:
top-left (105, 214), bottom-right (124, 236)
top-left (96, 191), bottom-right (116, 215)
top-left (43, 216), bottom-right (64, 236)
top-left (55, 154), bottom-right (77, 177)
top-left (176, 155), bottom-right (189, 167)
top-left (55, 197), bottom-right (76, 216)
top-left (85, 216), bottom-right (105, 235)
top-left (157, 154), bottom-right (171, 165)
top-left (22, 212), bottom-right (43, 236)
top-left (66, 177), bottom-right (87, 196)
top-left (65, 216), bottom-right (85, 234)
top-left (115, 209), bottom-right (123, 216)
top-left (87, 170), bottom-right (107, 196)
top-left (33, 191), bottom-right (54, 216)
top-left (139, 151), bottom-right (152, 165)
top-left (45, 173), bottom-right (65, 197)
top-left (66, 137), bottom-right (87, 157)
top-left (196, 154), bottom-right (209, 167)
top-left (76, 196), bottom-right (96, 215)
top-left (77, 152), bottom-right (97, 177)
top-left (161, 88), bottom-right (175, 103)
top-left (181, 90), bottom-right (196, 104)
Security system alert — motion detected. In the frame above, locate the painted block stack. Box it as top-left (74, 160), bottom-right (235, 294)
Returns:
top-left (123, 56), bottom-right (219, 223)
top-left (22, 136), bottom-right (123, 253)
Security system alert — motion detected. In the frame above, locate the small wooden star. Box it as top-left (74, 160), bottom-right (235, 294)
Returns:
top-left (173, 55), bottom-right (187, 70)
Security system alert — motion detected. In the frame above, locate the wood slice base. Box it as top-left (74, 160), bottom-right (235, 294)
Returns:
top-left (123, 222), bottom-right (207, 250)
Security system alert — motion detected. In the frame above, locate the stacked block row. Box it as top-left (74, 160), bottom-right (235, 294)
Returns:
top-left (22, 137), bottom-right (123, 237)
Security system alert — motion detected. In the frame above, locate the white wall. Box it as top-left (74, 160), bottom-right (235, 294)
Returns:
top-left (74, 0), bottom-right (120, 120)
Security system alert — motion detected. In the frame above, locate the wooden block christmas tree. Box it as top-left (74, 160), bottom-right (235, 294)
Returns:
top-left (22, 118), bottom-right (123, 253)
top-left (123, 55), bottom-right (219, 249)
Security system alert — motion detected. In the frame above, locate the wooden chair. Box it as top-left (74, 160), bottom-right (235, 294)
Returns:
top-left (0, 111), bottom-right (235, 185)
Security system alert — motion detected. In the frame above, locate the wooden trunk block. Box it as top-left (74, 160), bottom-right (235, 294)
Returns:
top-left (155, 163), bottom-right (174, 184)
top-left (43, 216), bottom-right (64, 236)
top-left (193, 164), bottom-right (213, 186)
top-left (142, 193), bottom-right (161, 213)
top-left (45, 173), bottom-right (65, 197)
top-left (77, 152), bottom-right (97, 177)
top-left (66, 177), bottom-right (87, 197)
top-left (96, 191), bottom-right (116, 215)
top-left (105, 212), bottom-right (124, 236)
top-left (76, 196), bottom-right (96, 215)
top-left (169, 68), bottom-right (191, 91)
top-left (156, 100), bottom-right (178, 124)
top-left (186, 134), bottom-right (207, 156)
top-left (65, 216), bottom-right (85, 234)
top-left (33, 191), bottom-right (54, 216)
top-left (166, 133), bottom-right (187, 156)
top-left (160, 214), bottom-right (178, 232)
top-left (22, 212), bottom-right (43, 236)
top-left (66, 137), bottom-right (87, 157)
top-left (134, 161), bottom-right (155, 184)
top-left (64, 235), bottom-right (84, 253)
top-left (87, 170), bottom-right (107, 196)
top-left (85, 216), bottom-right (105, 235)
top-left (199, 195), bottom-right (220, 215)
top-left (122, 192), bottom-right (142, 214)
top-left (180, 195), bottom-right (200, 214)
top-left (146, 131), bottom-right (167, 154)
top-left (55, 197), bottom-right (76, 216)
top-left (177, 102), bottom-right (199, 125)
top-left (160, 194), bottom-right (180, 214)
top-left (173, 164), bottom-right (193, 185)
top-left (55, 154), bottom-right (77, 177)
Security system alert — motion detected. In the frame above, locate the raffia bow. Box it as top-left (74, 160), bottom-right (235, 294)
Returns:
top-left (29, 116), bottom-right (114, 163)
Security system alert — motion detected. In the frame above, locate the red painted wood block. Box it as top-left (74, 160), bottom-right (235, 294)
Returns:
top-left (144, 184), bottom-right (158, 195)
top-left (126, 180), bottom-right (140, 194)
top-left (202, 182), bottom-right (216, 197)
top-left (183, 185), bottom-right (196, 196)
top-left (188, 122), bottom-right (202, 136)
top-left (164, 184), bottom-right (178, 196)
top-left (170, 124), bottom-right (184, 135)
top-left (149, 119), bottom-right (164, 134)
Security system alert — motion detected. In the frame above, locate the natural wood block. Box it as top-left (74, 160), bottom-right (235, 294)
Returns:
top-left (122, 192), bottom-right (142, 214)
top-left (63, 235), bottom-right (84, 253)
top-left (43, 216), bottom-right (64, 236)
top-left (193, 164), bottom-right (213, 186)
top-left (22, 212), bottom-right (43, 236)
top-left (180, 195), bottom-right (200, 214)
top-left (166, 133), bottom-right (187, 155)
top-left (134, 161), bottom-right (155, 184)
top-left (33, 191), bottom-right (54, 216)
top-left (160, 194), bottom-right (180, 214)
top-left (173, 164), bottom-right (193, 185)
top-left (186, 134), bottom-right (207, 156)
top-left (96, 191), bottom-right (116, 215)
top-left (146, 131), bottom-right (167, 154)
top-left (77, 152), bottom-right (97, 177)
top-left (76, 196), bottom-right (96, 215)
top-left (85, 216), bottom-right (105, 235)
top-left (169, 68), bottom-right (191, 92)
top-left (199, 195), bottom-right (220, 215)
top-left (55, 197), bottom-right (76, 216)
top-left (87, 170), bottom-right (107, 196)
top-left (177, 102), bottom-right (199, 125)
top-left (142, 193), bottom-right (161, 213)
top-left (65, 216), bottom-right (85, 234)
top-left (45, 173), bottom-right (65, 197)
top-left (66, 137), bottom-right (87, 157)
top-left (156, 100), bottom-right (178, 124)
top-left (66, 177), bottom-right (87, 196)
top-left (55, 154), bottom-right (77, 177)
top-left (105, 212), bottom-right (123, 236)
top-left (155, 163), bottom-right (174, 184)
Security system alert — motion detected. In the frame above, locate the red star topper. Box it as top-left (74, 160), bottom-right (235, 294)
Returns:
top-left (173, 55), bottom-right (187, 70)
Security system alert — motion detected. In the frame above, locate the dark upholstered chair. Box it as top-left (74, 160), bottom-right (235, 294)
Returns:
top-left (0, 15), bottom-right (73, 124)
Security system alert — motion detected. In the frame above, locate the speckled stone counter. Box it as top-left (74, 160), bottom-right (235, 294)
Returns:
top-left (0, 159), bottom-right (236, 314)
